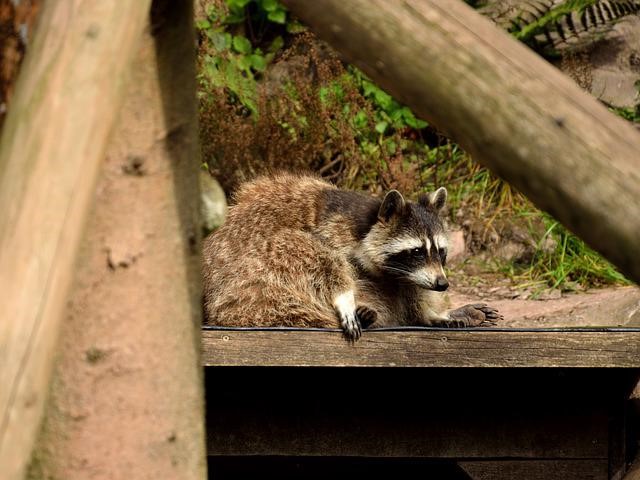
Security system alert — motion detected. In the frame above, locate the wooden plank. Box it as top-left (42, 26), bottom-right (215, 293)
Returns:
top-left (205, 369), bottom-right (621, 458)
top-left (0, 1), bottom-right (151, 479)
top-left (281, 0), bottom-right (640, 284)
top-left (207, 408), bottom-right (609, 458)
top-left (202, 330), bottom-right (640, 367)
top-left (459, 460), bottom-right (608, 480)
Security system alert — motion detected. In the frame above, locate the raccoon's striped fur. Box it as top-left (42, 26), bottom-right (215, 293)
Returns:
top-left (202, 174), bottom-right (501, 340)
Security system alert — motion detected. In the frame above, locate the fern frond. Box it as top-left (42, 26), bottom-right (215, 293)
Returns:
top-left (480, 0), bottom-right (640, 55)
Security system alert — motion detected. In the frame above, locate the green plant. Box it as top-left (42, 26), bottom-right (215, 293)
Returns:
top-left (226, 0), bottom-right (286, 24)
top-left (524, 217), bottom-right (630, 289)
top-left (197, 1), bottom-right (289, 116)
top-left (349, 67), bottom-right (428, 134)
top-left (610, 105), bottom-right (640, 123)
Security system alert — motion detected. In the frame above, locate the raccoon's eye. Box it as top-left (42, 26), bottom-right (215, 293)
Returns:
top-left (412, 247), bottom-right (425, 257)
top-left (438, 248), bottom-right (447, 266)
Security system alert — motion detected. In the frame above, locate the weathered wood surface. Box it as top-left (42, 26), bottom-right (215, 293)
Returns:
top-left (459, 460), bottom-right (608, 480)
top-left (281, 0), bottom-right (640, 284)
top-left (0, 1), bottom-right (151, 479)
top-left (202, 329), bottom-right (640, 367)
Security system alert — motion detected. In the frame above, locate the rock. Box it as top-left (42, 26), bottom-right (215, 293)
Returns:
top-left (560, 16), bottom-right (640, 109)
top-left (494, 241), bottom-right (527, 263)
top-left (536, 288), bottom-right (563, 301)
top-left (447, 229), bottom-right (466, 263)
top-left (200, 171), bottom-right (228, 233)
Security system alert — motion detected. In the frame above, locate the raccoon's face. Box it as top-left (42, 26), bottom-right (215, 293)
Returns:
top-left (358, 187), bottom-right (449, 291)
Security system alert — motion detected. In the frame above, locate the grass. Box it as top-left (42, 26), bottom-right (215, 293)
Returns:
top-left (523, 218), bottom-right (631, 290)
top-left (423, 144), bottom-right (631, 291)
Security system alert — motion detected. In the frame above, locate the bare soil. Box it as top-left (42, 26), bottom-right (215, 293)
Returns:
top-left (450, 286), bottom-right (640, 328)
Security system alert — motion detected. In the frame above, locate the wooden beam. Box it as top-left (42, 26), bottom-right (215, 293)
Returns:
top-left (0, 1), bottom-right (151, 479)
top-left (459, 460), bottom-right (608, 480)
top-left (281, 0), bottom-right (640, 284)
top-left (207, 457), bottom-right (607, 480)
top-left (202, 329), bottom-right (640, 367)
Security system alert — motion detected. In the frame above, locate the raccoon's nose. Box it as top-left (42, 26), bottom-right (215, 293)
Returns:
top-left (434, 276), bottom-right (449, 291)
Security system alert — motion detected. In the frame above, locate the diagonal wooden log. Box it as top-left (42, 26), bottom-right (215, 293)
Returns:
top-left (281, 0), bottom-right (640, 284)
top-left (0, 2), bottom-right (151, 479)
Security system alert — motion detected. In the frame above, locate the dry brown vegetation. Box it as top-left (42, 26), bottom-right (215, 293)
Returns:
top-left (198, 29), bottom-right (428, 196)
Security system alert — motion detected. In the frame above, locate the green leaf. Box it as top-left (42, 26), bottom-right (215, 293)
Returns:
top-left (389, 108), bottom-right (404, 122)
top-left (209, 31), bottom-right (230, 51)
top-left (233, 35), bottom-right (252, 54)
top-left (260, 0), bottom-right (279, 12)
top-left (196, 19), bottom-right (211, 30)
top-left (362, 81), bottom-right (377, 98)
top-left (227, 0), bottom-right (251, 8)
top-left (319, 86), bottom-right (329, 104)
top-left (249, 54), bottom-right (267, 72)
top-left (267, 9), bottom-right (286, 24)
top-left (236, 55), bottom-right (253, 71)
top-left (268, 35), bottom-right (284, 53)
top-left (403, 109), bottom-right (428, 129)
top-left (286, 20), bottom-right (307, 33)
top-left (374, 90), bottom-right (393, 110)
top-left (225, 15), bottom-right (245, 24)
top-left (385, 140), bottom-right (397, 155)
top-left (353, 110), bottom-right (368, 129)
top-left (375, 121), bottom-right (388, 134)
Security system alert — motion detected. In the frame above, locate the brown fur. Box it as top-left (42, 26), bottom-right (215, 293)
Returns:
top-left (203, 174), bottom-right (355, 328)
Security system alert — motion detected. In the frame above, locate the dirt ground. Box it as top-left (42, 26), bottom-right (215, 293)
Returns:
top-left (450, 286), bottom-right (640, 328)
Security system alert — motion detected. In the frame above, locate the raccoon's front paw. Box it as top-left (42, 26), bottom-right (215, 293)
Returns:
top-left (334, 291), bottom-right (362, 341)
top-left (356, 306), bottom-right (377, 329)
top-left (339, 309), bottom-right (362, 341)
top-left (446, 303), bottom-right (502, 327)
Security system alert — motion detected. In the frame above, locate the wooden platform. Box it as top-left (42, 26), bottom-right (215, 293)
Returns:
top-left (202, 327), bottom-right (640, 479)
top-left (202, 327), bottom-right (640, 368)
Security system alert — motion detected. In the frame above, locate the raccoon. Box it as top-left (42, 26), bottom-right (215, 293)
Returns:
top-left (202, 173), bottom-right (501, 340)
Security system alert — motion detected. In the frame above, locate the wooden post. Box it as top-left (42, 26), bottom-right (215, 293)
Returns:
top-left (281, 0), bottom-right (640, 284)
top-left (0, 2), bottom-right (151, 479)
top-left (26, 1), bottom-right (207, 479)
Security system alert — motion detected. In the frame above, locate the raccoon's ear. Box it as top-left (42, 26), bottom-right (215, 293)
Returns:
top-left (378, 190), bottom-right (405, 222)
top-left (427, 187), bottom-right (447, 213)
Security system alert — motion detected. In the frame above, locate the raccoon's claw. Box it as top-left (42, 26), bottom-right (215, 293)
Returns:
top-left (446, 303), bottom-right (502, 327)
top-left (340, 310), bottom-right (362, 341)
top-left (471, 303), bottom-right (503, 325)
top-left (356, 306), bottom-right (377, 329)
